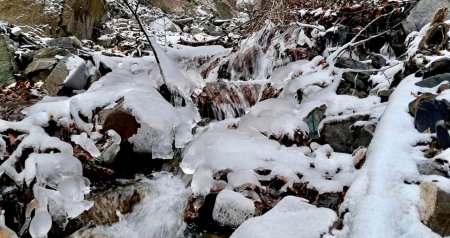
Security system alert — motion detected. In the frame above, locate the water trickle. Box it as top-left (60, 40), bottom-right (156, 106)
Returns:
top-left (70, 172), bottom-right (191, 238)
top-left (197, 81), bottom-right (278, 120)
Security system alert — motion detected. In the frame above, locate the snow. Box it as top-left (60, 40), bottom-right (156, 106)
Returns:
top-left (231, 196), bottom-right (337, 238)
top-left (149, 36), bottom-right (195, 99)
top-left (148, 17), bottom-right (182, 33)
top-left (212, 190), bottom-right (256, 227)
top-left (181, 126), bottom-right (356, 196)
top-left (335, 75), bottom-right (438, 238)
top-left (63, 55), bottom-right (89, 89)
top-left (24, 69), bottom-right (198, 159)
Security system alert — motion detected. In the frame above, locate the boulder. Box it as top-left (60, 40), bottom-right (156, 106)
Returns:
top-left (403, 0), bottom-right (450, 34)
top-left (46, 37), bottom-right (83, 51)
top-left (414, 99), bottom-right (449, 133)
top-left (319, 114), bottom-right (370, 153)
top-left (212, 190), bottom-right (255, 227)
top-left (416, 73), bottom-right (450, 88)
top-left (97, 98), bottom-right (140, 141)
top-left (335, 57), bottom-right (373, 98)
top-left (420, 181), bottom-right (450, 236)
top-left (43, 54), bottom-right (89, 95)
top-left (62, 0), bottom-right (108, 40)
top-left (24, 58), bottom-right (56, 82)
top-left (149, 17), bottom-right (182, 33)
top-left (96, 35), bottom-right (116, 48)
top-left (436, 120), bottom-right (450, 149)
top-left (0, 34), bottom-right (17, 86)
top-left (415, 57), bottom-right (450, 79)
top-left (24, 47), bottom-right (70, 82)
top-left (417, 160), bottom-right (448, 177)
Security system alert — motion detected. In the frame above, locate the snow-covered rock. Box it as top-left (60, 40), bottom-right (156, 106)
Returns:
top-left (231, 196), bottom-right (337, 238)
top-left (149, 17), bottom-right (182, 33)
top-left (212, 190), bottom-right (255, 227)
top-left (43, 54), bottom-right (89, 95)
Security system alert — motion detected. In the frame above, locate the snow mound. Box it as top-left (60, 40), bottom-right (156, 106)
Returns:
top-left (231, 196), bottom-right (337, 238)
top-left (181, 126), bottom-right (356, 196)
top-left (23, 69), bottom-right (198, 159)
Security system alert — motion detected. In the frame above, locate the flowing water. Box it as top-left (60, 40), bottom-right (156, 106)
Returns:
top-left (71, 172), bottom-right (192, 238)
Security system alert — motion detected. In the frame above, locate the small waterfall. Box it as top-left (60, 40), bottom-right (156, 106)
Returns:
top-left (197, 81), bottom-right (278, 120)
top-left (70, 172), bottom-right (191, 238)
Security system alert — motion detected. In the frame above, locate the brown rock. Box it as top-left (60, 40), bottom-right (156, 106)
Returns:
top-left (97, 98), bottom-right (140, 140)
top-left (420, 181), bottom-right (450, 236)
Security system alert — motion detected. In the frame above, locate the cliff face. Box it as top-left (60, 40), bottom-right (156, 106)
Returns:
top-left (62, 0), bottom-right (108, 40)
top-left (0, 0), bottom-right (107, 40)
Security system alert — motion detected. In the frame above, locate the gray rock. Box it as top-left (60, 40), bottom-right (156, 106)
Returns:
top-left (414, 99), bottom-right (449, 133)
top-left (319, 114), bottom-right (370, 153)
top-left (203, 22), bottom-right (223, 36)
top-left (24, 48), bottom-right (70, 82)
top-left (420, 181), bottom-right (450, 236)
top-left (416, 57), bottom-right (450, 79)
top-left (0, 34), bottom-right (17, 86)
top-left (303, 105), bottom-right (327, 139)
top-left (403, 0), bottom-right (450, 34)
top-left (96, 35), bottom-right (116, 48)
top-left (46, 37), bottom-right (83, 51)
top-left (43, 54), bottom-right (89, 95)
top-left (33, 47), bottom-right (70, 60)
top-left (24, 58), bottom-right (57, 82)
top-left (335, 57), bottom-right (373, 98)
top-left (416, 73), bottom-right (450, 88)
top-left (418, 160), bottom-right (448, 177)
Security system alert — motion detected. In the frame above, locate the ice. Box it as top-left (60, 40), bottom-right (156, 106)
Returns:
top-left (239, 98), bottom-right (312, 138)
top-left (57, 177), bottom-right (90, 202)
top-left (227, 170), bottom-right (260, 188)
top-left (181, 126), bottom-right (356, 196)
top-left (23, 70), bottom-right (198, 159)
top-left (29, 210), bottom-right (52, 238)
top-left (0, 210), bottom-right (17, 238)
top-left (149, 36), bottom-right (195, 99)
top-left (71, 173), bottom-right (190, 238)
top-left (212, 190), bottom-right (256, 227)
top-left (71, 133), bottom-right (101, 158)
top-left (231, 196), bottom-right (337, 238)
